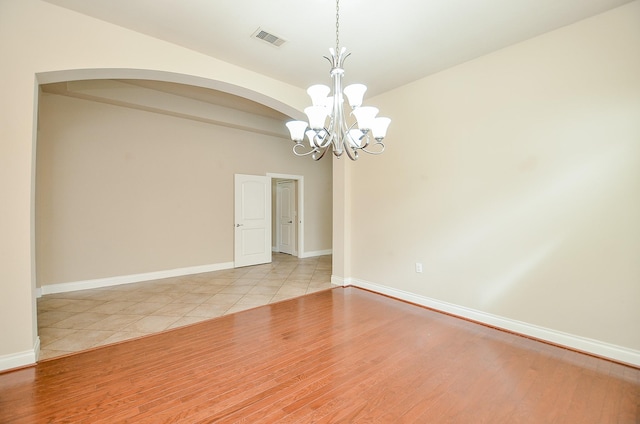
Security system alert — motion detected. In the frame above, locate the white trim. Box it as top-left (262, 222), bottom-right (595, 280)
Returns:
top-left (34, 337), bottom-right (40, 361)
top-left (275, 180), bottom-right (297, 256)
top-left (301, 249), bottom-right (332, 259)
top-left (38, 262), bottom-right (234, 296)
top-left (273, 246), bottom-right (299, 256)
top-left (350, 278), bottom-right (640, 367)
top-left (331, 275), bottom-right (350, 286)
top-left (0, 337), bottom-right (39, 372)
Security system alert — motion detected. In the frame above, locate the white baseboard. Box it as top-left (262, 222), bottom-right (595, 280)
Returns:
top-left (38, 262), bottom-right (234, 296)
top-left (0, 337), bottom-right (39, 372)
top-left (272, 248), bottom-right (298, 256)
top-left (349, 278), bottom-right (640, 367)
top-left (331, 275), bottom-right (350, 286)
top-left (300, 249), bottom-right (332, 259)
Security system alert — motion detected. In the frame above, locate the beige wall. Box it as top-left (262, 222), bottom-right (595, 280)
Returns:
top-left (36, 93), bottom-right (331, 286)
top-left (0, 0), bottom-right (309, 366)
top-left (349, 2), bottom-right (640, 352)
top-left (2, 0), bottom-right (638, 369)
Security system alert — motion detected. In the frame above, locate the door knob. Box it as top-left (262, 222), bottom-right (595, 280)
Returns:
top-left (288, 221), bottom-right (293, 224)
top-left (236, 223), bottom-right (243, 227)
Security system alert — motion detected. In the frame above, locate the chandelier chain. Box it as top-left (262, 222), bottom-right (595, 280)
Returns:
top-left (335, 0), bottom-right (340, 52)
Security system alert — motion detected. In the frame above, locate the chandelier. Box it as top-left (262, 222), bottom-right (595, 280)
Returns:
top-left (285, 0), bottom-right (391, 161)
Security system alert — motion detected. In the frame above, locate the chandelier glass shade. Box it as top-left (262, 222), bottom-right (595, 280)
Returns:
top-left (285, 0), bottom-right (391, 161)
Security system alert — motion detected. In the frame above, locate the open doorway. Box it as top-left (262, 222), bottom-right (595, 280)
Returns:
top-left (276, 180), bottom-right (296, 255)
top-left (268, 173), bottom-right (304, 258)
top-left (32, 75), bottom-right (331, 363)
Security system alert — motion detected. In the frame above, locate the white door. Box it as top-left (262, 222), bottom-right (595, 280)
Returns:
top-left (234, 174), bottom-right (271, 267)
top-left (277, 180), bottom-right (296, 255)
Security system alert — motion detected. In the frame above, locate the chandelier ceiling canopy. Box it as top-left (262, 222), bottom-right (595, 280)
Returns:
top-left (285, 0), bottom-right (391, 161)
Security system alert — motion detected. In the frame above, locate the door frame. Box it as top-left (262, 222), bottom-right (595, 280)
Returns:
top-left (267, 173), bottom-right (304, 258)
top-left (275, 180), bottom-right (296, 256)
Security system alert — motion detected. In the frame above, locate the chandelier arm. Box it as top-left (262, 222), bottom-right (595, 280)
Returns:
top-left (311, 131), bottom-right (323, 149)
top-left (316, 126), bottom-right (334, 148)
top-left (343, 144), bottom-right (358, 160)
top-left (293, 143), bottom-right (320, 157)
top-left (331, 67), bottom-right (348, 158)
top-left (343, 117), bottom-right (370, 150)
top-left (314, 144), bottom-right (332, 161)
top-left (339, 51), bottom-right (350, 65)
top-left (359, 133), bottom-right (371, 149)
top-left (359, 142), bottom-right (386, 155)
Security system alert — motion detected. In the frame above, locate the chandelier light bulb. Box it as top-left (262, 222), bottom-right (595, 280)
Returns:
top-left (371, 117), bottom-right (392, 140)
top-left (286, 120), bottom-right (308, 142)
top-left (307, 84), bottom-right (331, 106)
top-left (304, 106), bottom-right (328, 130)
top-left (305, 130), bottom-right (318, 148)
top-left (343, 84), bottom-right (367, 109)
top-left (352, 106), bottom-right (379, 131)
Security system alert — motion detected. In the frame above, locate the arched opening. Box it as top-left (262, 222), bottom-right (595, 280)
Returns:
top-left (34, 69), bottom-right (332, 360)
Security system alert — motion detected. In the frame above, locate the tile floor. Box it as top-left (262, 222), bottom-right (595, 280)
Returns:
top-left (37, 253), bottom-right (333, 360)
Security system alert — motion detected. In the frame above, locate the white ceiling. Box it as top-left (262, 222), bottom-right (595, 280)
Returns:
top-left (43, 0), bottom-right (632, 96)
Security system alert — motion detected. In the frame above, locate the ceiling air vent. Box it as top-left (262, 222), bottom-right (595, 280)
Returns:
top-left (252, 28), bottom-right (286, 47)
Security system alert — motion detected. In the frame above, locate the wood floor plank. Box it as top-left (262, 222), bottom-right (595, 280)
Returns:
top-left (1, 287), bottom-right (638, 423)
top-left (143, 298), bottom-right (427, 422)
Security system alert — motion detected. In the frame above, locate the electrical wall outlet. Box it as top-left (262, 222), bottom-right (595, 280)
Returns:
top-left (415, 263), bottom-right (423, 273)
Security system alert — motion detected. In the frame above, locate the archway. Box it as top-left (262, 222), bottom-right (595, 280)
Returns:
top-left (33, 69), bottom-right (332, 360)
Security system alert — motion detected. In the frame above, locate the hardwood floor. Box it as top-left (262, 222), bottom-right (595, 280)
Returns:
top-left (1, 287), bottom-right (638, 423)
